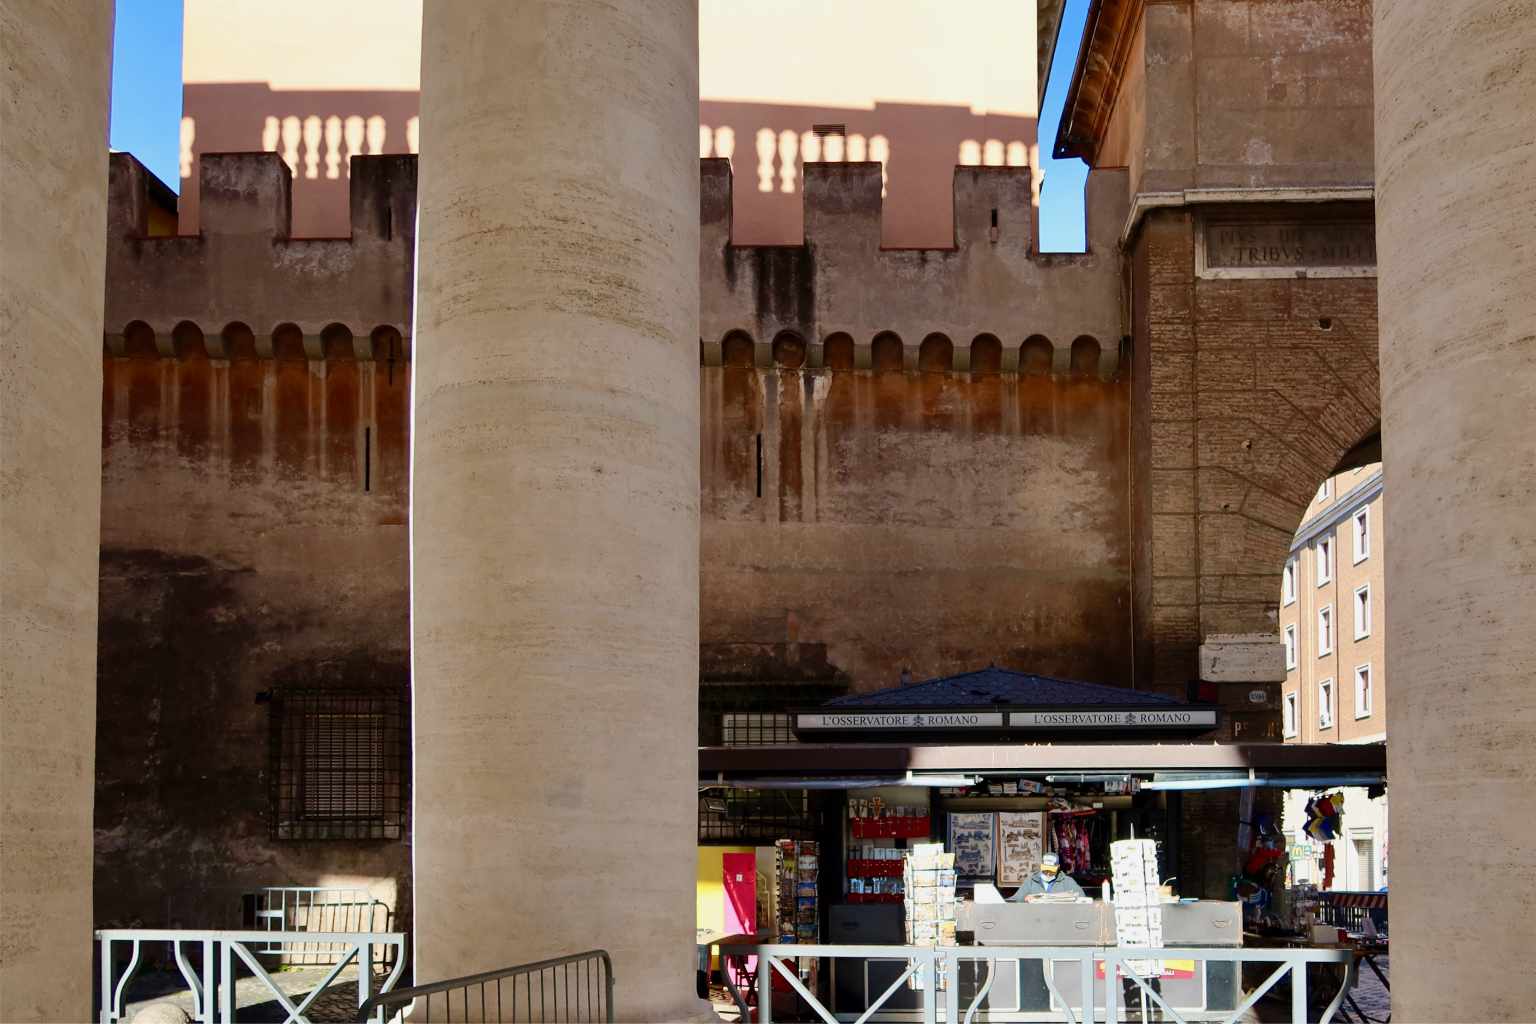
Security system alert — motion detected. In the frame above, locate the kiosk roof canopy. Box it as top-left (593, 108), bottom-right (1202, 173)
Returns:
top-left (825, 667), bottom-right (1186, 709)
top-left (701, 741), bottom-right (1387, 779)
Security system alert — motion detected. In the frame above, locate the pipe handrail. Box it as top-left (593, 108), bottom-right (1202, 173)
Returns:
top-left (356, 948), bottom-right (615, 1023)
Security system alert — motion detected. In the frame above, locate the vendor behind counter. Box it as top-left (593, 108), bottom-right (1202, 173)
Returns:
top-left (1009, 851), bottom-right (1086, 901)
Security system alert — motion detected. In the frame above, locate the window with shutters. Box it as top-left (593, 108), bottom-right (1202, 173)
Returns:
top-left (1316, 536), bottom-right (1334, 585)
top-left (270, 688), bottom-right (407, 840)
top-left (1354, 663), bottom-right (1374, 719)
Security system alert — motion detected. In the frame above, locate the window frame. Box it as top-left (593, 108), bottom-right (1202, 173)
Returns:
top-left (721, 711), bottom-right (797, 747)
top-left (1354, 663), bottom-right (1373, 719)
top-left (1316, 536), bottom-right (1334, 585)
top-left (1352, 505), bottom-right (1371, 564)
top-left (1354, 583), bottom-right (1372, 640)
top-left (1283, 691), bottom-right (1299, 738)
top-left (1350, 828), bottom-right (1377, 890)
top-left (1318, 677), bottom-right (1335, 729)
top-left (269, 686), bottom-right (409, 842)
top-left (1282, 560), bottom-right (1296, 606)
top-left (1284, 623), bottom-right (1298, 671)
top-left (1317, 479), bottom-right (1332, 502)
top-left (1318, 604), bottom-right (1335, 657)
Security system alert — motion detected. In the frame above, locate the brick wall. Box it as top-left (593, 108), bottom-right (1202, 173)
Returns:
top-left (1133, 204), bottom-right (1380, 689)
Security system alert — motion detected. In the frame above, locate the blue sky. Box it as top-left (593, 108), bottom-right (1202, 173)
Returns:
top-left (1035, 0), bottom-right (1093, 251)
top-left (108, 0), bottom-right (183, 189)
top-left (108, 0), bottom-right (1091, 249)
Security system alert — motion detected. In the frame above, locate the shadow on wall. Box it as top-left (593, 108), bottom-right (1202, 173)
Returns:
top-left (701, 99), bottom-right (1036, 246)
top-left (179, 84), bottom-right (1037, 247)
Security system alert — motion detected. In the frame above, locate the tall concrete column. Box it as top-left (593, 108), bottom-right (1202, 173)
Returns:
top-left (0, 2), bottom-right (114, 1019)
top-left (1376, 2), bottom-right (1536, 1018)
top-left (412, 2), bottom-right (701, 1017)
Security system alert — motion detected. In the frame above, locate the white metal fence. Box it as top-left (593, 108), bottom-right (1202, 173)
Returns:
top-left (96, 928), bottom-right (407, 1024)
top-left (246, 886), bottom-right (395, 967)
top-left (715, 941), bottom-right (1357, 1024)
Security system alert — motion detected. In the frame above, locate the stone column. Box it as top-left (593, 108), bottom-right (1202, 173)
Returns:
top-left (412, 2), bottom-right (701, 1018)
top-left (1376, 1), bottom-right (1536, 1019)
top-left (0, 2), bottom-right (114, 1020)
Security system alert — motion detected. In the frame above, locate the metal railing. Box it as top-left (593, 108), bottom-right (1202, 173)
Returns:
top-left (357, 949), bottom-right (615, 1023)
top-left (246, 885), bottom-right (396, 966)
top-left (1316, 891), bottom-right (1387, 936)
top-left (715, 941), bottom-right (1356, 1024)
top-left (96, 928), bottom-right (407, 1024)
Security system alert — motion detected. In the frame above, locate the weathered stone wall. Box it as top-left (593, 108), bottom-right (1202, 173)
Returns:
top-left (96, 149), bottom-right (1137, 935)
top-left (95, 154), bottom-right (414, 933)
top-left (700, 160), bottom-right (1135, 689)
top-left (96, 340), bottom-right (413, 931)
top-left (703, 365), bottom-right (1133, 690)
top-left (1115, 0), bottom-right (1374, 199)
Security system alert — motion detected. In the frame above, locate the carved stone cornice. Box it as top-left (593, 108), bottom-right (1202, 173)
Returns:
top-left (1054, 0), bottom-right (1148, 164)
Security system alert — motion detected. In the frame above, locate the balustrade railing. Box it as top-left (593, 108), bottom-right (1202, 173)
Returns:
top-left (96, 928), bottom-right (407, 1024)
top-left (714, 940), bottom-right (1356, 1024)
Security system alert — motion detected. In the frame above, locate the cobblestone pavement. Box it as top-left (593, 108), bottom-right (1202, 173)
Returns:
top-left (123, 964), bottom-right (394, 1023)
top-left (1250, 954), bottom-right (1388, 1023)
top-left (1338, 955), bottom-right (1389, 1023)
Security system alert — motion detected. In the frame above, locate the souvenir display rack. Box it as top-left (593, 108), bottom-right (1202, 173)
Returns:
top-left (775, 839), bottom-right (819, 943)
top-left (847, 848), bottom-right (904, 903)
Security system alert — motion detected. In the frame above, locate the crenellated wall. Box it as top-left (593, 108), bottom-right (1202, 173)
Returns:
top-left (701, 160), bottom-right (1128, 375)
top-left (95, 151), bottom-right (1136, 933)
top-left (105, 152), bottom-right (415, 351)
top-left (696, 160), bottom-right (1134, 689)
top-left (97, 154), bottom-right (414, 933)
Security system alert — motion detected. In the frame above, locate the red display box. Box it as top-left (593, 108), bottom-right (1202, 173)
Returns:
top-left (849, 815), bottom-right (931, 839)
top-left (847, 858), bottom-right (904, 878)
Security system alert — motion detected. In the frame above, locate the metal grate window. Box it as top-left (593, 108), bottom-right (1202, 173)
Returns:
top-left (699, 787), bottom-right (819, 844)
top-left (270, 688), bottom-right (407, 841)
top-left (721, 712), bottom-right (796, 747)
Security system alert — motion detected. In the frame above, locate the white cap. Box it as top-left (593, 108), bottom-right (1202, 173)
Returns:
top-left (1041, 852), bottom-right (1060, 867)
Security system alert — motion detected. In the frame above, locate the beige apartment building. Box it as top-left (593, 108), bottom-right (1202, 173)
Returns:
top-left (1280, 463), bottom-right (1387, 891)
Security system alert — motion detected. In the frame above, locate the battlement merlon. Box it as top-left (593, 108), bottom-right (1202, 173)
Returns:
top-left (699, 158), bottom-right (1127, 258)
top-left (105, 152), bottom-right (416, 349)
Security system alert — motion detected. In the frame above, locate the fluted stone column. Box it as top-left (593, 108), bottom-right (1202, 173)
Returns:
top-left (412, 2), bottom-right (701, 1017)
top-left (1376, 2), bottom-right (1536, 1018)
top-left (0, 2), bottom-right (114, 1019)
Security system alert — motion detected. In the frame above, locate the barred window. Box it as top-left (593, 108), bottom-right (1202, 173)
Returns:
top-left (699, 787), bottom-right (818, 844)
top-left (271, 688), bottom-right (407, 840)
top-left (721, 712), bottom-right (796, 747)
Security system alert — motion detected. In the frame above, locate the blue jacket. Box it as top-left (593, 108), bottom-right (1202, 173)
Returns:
top-left (1008, 871), bottom-right (1086, 900)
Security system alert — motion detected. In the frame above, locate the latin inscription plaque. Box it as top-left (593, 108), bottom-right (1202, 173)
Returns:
top-left (1198, 218), bottom-right (1376, 278)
